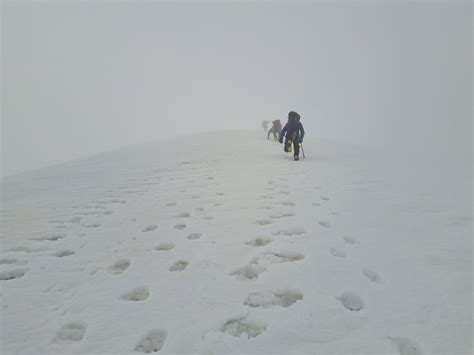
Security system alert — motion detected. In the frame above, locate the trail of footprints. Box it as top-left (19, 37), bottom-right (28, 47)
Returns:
top-left (1, 166), bottom-right (202, 352)
top-left (2, 170), bottom-right (418, 354)
top-left (3, 173), bottom-right (156, 282)
top-left (223, 181), bottom-right (310, 337)
top-left (220, 180), bottom-right (417, 354)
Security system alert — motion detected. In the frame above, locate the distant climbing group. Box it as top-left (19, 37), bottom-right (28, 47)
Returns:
top-left (261, 111), bottom-right (305, 161)
top-left (267, 119), bottom-right (282, 141)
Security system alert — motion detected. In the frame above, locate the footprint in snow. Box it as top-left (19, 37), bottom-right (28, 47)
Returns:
top-left (280, 201), bottom-right (295, 206)
top-left (270, 212), bottom-right (295, 219)
top-left (55, 321), bottom-right (87, 342)
top-left (330, 248), bottom-right (346, 258)
top-left (169, 260), bottom-right (188, 271)
top-left (244, 289), bottom-right (303, 308)
top-left (343, 236), bottom-right (359, 244)
top-left (120, 286), bottom-right (149, 301)
top-left (0, 268), bottom-right (28, 281)
top-left (9, 246), bottom-right (47, 253)
top-left (142, 225), bottom-right (158, 232)
top-left (203, 216), bottom-right (214, 220)
top-left (216, 192), bottom-right (225, 196)
top-left (95, 199), bottom-right (127, 204)
top-left (221, 316), bottom-right (267, 338)
top-left (53, 250), bottom-right (76, 257)
top-left (0, 257), bottom-right (26, 265)
top-left (32, 233), bottom-right (66, 241)
top-left (337, 292), bottom-right (364, 311)
top-left (135, 329), bottom-right (167, 353)
top-left (363, 269), bottom-right (382, 283)
top-left (174, 212), bottom-right (191, 218)
top-left (187, 233), bottom-right (202, 240)
top-left (245, 237), bottom-right (272, 247)
top-left (387, 337), bottom-right (423, 355)
top-left (166, 202), bottom-right (178, 206)
top-left (231, 262), bottom-right (267, 280)
top-left (272, 228), bottom-right (307, 236)
top-left (69, 216), bottom-right (83, 223)
top-left (256, 251), bottom-right (304, 264)
top-left (319, 220), bottom-right (331, 228)
top-left (255, 218), bottom-right (274, 226)
top-left (81, 222), bottom-right (101, 228)
top-left (320, 196), bottom-right (330, 201)
top-left (195, 207), bottom-right (205, 211)
top-left (108, 259), bottom-right (130, 274)
top-left (43, 284), bottom-right (55, 293)
top-left (174, 223), bottom-right (186, 230)
top-left (155, 243), bottom-right (175, 251)
top-left (312, 202), bottom-right (321, 206)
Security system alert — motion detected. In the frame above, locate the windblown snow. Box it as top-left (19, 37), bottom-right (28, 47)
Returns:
top-left (1, 131), bottom-right (471, 354)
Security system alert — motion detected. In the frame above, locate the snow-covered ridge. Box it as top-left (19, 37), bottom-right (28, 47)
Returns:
top-left (1, 131), bottom-right (471, 354)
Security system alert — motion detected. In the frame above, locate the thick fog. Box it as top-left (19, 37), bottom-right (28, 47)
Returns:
top-left (2, 1), bottom-right (471, 176)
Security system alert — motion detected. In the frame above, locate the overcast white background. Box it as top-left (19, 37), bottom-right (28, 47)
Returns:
top-left (2, 1), bottom-right (472, 177)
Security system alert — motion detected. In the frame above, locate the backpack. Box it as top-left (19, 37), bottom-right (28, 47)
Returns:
top-left (287, 119), bottom-right (301, 138)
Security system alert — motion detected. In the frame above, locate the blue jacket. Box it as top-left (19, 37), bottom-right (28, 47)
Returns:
top-left (280, 121), bottom-right (305, 142)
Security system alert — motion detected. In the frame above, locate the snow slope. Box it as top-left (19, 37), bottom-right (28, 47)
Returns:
top-left (1, 131), bottom-right (471, 354)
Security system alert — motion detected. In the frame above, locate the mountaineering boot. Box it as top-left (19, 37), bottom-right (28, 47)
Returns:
top-left (294, 155), bottom-right (299, 161)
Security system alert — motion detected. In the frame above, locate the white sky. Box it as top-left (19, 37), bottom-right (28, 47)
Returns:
top-left (2, 1), bottom-right (472, 176)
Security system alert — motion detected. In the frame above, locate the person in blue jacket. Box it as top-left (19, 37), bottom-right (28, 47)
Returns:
top-left (279, 111), bottom-right (305, 160)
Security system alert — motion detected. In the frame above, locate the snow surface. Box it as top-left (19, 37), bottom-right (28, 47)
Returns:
top-left (1, 130), bottom-right (471, 354)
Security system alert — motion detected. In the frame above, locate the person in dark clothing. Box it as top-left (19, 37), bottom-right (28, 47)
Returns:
top-left (267, 119), bottom-right (282, 140)
top-left (279, 111), bottom-right (305, 160)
